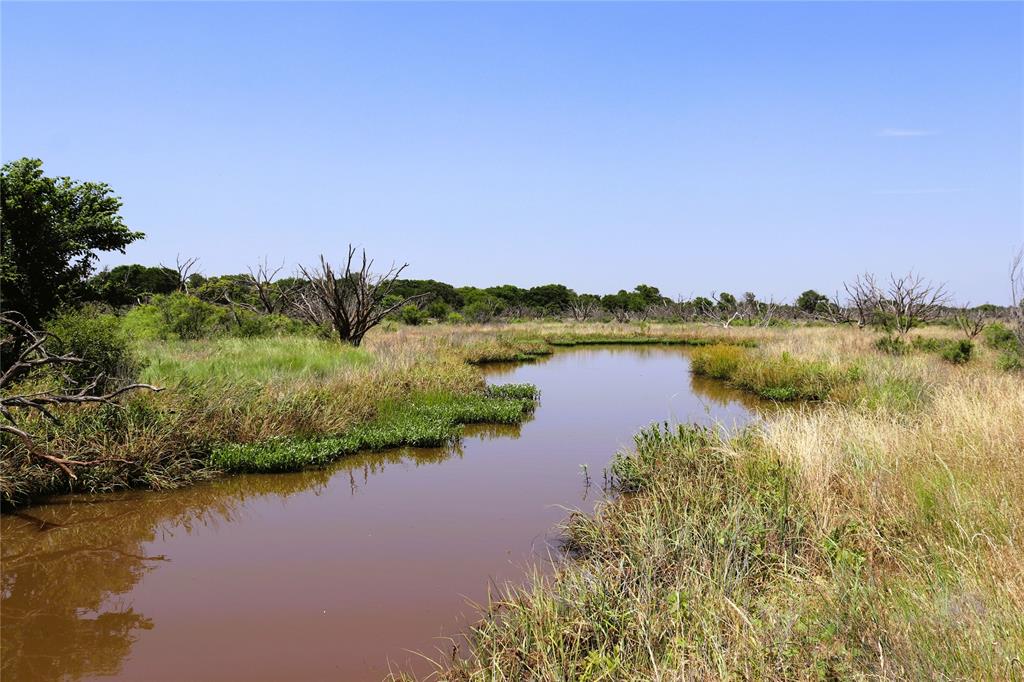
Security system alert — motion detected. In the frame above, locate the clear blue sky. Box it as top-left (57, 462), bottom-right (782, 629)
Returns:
top-left (3, 2), bottom-right (1021, 303)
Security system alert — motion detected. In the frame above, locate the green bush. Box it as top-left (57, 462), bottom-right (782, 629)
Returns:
top-left (123, 292), bottom-right (311, 340)
top-left (875, 336), bottom-right (909, 355)
top-left (938, 340), bottom-right (973, 365)
top-left (45, 307), bottom-right (140, 393)
top-left (446, 312), bottom-right (465, 324)
top-left (983, 323), bottom-right (1019, 352)
top-left (426, 300), bottom-right (451, 320)
top-left (996, 351), bottom-right (1023, 372)
top-left (399, 304), bottom-right (428, 326)
top-left (152, 292), bottom-right (228, 339)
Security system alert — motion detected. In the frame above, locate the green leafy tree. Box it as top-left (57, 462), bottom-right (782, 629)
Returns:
top-left (89, 264), bottom-right (179, 307)
top-left (796, 289), bottom-right (828, 315)
top-left (1, 158), bottom-right (143, 326)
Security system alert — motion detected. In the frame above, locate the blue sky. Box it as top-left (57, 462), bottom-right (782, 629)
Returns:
top-left (3, 2), bottom-right (1021, 303)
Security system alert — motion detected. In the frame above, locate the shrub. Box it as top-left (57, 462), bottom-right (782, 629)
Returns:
top-left (426, 300), bottom-right (451, 320)
top-left (399, 304), bottom-right (428, 326)
top-left (446, 312), bottom-right (465, 324)
top-left (997, 351), bottom-right (1023, 372)
top-left (939, 339), bottom-right (973, 365)
top-left (875, 335), bottom-right (909, 355)
top-left (910, 337), bottom-right (942, 353)
top-left (148, 292), bottom-right (229, 339)
top-left (45, 307), bottom-right (140, 393)
top-left (983, 323), bottom-right (1017, 350)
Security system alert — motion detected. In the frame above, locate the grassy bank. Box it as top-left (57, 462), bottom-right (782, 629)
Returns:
top-left (433, 325), bottom-right (1023, 680)
top-left (0, 328), bottom-right (544, 506)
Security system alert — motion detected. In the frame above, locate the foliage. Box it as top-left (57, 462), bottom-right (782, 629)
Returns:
top-left (0, 158), bottom-right (143, 327)
top-left (796, 289), bottom-right (829, 314)
top-left (983, 322), bottom-right (1019, 352)
top-left (425, 299), bottom-right (451, 320)
top-left (875, 335), bottom-right (909, 355)
top-left (88, 264), bottom-right (179, 306)
top-left (44, 308), bottom-right (141, 393)
top-left (938, 339), bottom-right (973, 364)
top-left (399, 304), bottom-right (428, 326)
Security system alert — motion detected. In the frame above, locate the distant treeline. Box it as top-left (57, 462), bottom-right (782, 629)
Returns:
top-left (83, 262), bottom-right (1005, 328)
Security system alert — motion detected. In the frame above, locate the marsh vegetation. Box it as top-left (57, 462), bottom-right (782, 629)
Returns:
top-left (2, 159), bottom-right (1023, 680)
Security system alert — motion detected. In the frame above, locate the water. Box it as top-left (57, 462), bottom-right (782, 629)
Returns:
top-left (1, 347), bottom-right (765, 681)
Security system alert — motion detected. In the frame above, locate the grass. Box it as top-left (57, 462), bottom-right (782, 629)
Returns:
top-left (690, 344), bottom-right (856, 401)
top-left (139, 336), bottom-right (373, 385)
top-left (210, 386), bottom-right (537, 473)
top-left (432, 324), bottom-right (1024, 681)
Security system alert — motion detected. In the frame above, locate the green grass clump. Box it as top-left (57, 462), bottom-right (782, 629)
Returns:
top-left (139, 336), bottom-right (372, 385)
top-left (691, 345), bottom-right (852, 401)
top-left (688, 343), bottom-right (747, 379)
top-left (209, 384), bottom-right (537, 473)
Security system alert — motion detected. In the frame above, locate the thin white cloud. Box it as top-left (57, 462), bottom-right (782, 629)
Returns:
top-left (877, 128), bottom-right (938, 137)
top-left (872, 188), bottom-right (967, 195)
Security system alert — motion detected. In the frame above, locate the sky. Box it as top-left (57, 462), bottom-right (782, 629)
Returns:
top-left (2, 2), bottom-right (1022, 304)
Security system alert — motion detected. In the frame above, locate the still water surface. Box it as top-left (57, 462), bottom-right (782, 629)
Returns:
top-left (2, 347), bottom-right (765, 681)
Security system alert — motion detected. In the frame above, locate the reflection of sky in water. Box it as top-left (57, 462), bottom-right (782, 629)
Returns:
top-left (1, 347), bottom-right (766, 682)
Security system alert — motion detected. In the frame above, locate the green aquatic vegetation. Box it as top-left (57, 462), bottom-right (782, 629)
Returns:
top-left (210, 384), bottom-right (538, 473)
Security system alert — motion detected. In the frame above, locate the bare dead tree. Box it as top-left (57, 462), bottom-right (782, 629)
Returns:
top-left (876, 272), bottom-right (949, 338)
top-left (160, 254), bottom-right (201, 294)
top-left (1011, 248), bottom-right (1024, 347)
top-left (296, 246), bottom-right (428, 346)
top-left (953, 304), bottom-right (987, 341)
top-left (245, 257), bottom-right (299, 314)
top-left (843, 273), bottom-right (881, 329)
top-left (813, 292), bottom-right (855, 325)
top-left (1, 313), bottom-right (162, 479)
top-left (699, 293), bottom-right (742, 328)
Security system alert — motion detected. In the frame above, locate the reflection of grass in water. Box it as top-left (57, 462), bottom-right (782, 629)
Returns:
top-left (210, 384), bottom-right (538, 473)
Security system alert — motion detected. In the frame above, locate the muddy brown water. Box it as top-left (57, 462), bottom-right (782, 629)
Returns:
top-left (1, 347), bottom-right (767, 681)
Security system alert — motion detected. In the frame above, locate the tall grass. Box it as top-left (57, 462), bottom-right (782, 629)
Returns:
top-left (691, 344), bottom-right (855, 401)
top-left (139, 336), bottom-right (373, 385)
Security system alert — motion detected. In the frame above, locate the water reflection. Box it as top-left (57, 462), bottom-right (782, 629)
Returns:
top-left (1, 347), bottom-right (766, 681)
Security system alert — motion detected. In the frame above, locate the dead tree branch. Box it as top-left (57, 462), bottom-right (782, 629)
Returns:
top-left (296, 246), bottom-right (427, 346)
top-left (1, 313), bottom-right (162, 479)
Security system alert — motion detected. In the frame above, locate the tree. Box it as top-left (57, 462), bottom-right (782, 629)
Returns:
top-left (796, 289), bottom-right (828, 315)
top-left (1011, 248), bottom-right (1024, 349)
top-left (0, 158), bottom-right (143, 327)
top-left (245, 257), bottom-right (298, 314)
top-left (953, 304), bottom-right (987, 341)
top-left (876, 272), bottom-right (949, 338)
top-left (699, 292), bottom-right (742, 328)
top-left (525, 284), bottom-right (574, 313)
top-left (843, 273), bottom-right (881, 329)
top-left (89, 264), bottom-right (179, 306)
top-left (161, 254), bottom-right (201, 295)
top-left (296, 246), bottom-right (427, 346)
top-left (566, 293), bottom-right (600, 321)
